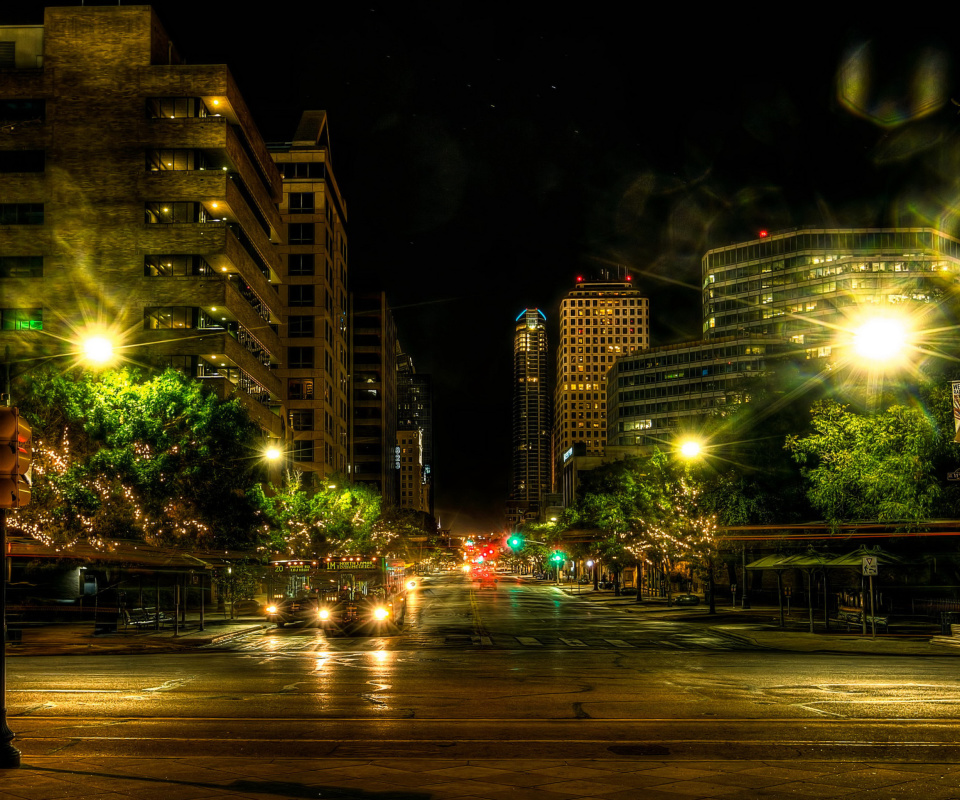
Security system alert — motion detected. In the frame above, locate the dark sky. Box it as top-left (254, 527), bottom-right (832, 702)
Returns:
top-left (8, 3), bottom-right (960, 533)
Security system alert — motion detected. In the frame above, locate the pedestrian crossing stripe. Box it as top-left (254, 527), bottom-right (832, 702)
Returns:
top-left (603, 639), bottom-right (635, 648)
top-left (516, 636), bottom-right (542, 646)
top-left (559, 638), bottom-right (587, 647)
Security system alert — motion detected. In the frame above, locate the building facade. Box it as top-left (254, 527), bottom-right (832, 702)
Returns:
top-left (396, 428), bottom-right (428, 513)
top-left (509, 308), bottom-right (550, 525)
top-left (554, 277), bottom-right (649, 475)
top-left (703, 227), bottom-right (960, 356)
top-left (0, 6), bottom-right (284, 434)
top-left (606, 335), bottom-right (787, 449)
top-left (270, 111), bottom-right (350, 481)
top-left (349, 292), bottom-right (397, 503)
top-left (397, 349), bottom-right (434, 515)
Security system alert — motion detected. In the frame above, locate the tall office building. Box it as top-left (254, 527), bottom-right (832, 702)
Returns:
top-left (702, 227), bottom-right (960, 354)
top-left (349, 292), bottom-right (397, 503)
top-left (270, 112), bottom-right (350, 481)
top-left (396, 428), bottom-right (428, 513)
top-left (554, 277), bottom-right (649, 472)
top-left (0, 6), bottom-right (284, 434)
top-left (508, 309), bottom-right (550, 525)
top-left (397, 349), bottom-right (434, 515)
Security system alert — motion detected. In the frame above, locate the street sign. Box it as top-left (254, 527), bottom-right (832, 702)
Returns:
top-left (862, 556), bottom-right (878, 576)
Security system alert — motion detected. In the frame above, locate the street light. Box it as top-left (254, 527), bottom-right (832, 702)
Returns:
top-left (80, 335), bottom-right (116, 366)
top-left (852, 316), bottom-right (908, 363)
top-left (848, 313), bottom-right (910, 413)
top-left (679, 438), bottom-right (702, 459)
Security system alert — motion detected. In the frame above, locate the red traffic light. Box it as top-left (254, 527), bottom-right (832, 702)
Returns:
top-left (0, 407), bottom-right (32, 508)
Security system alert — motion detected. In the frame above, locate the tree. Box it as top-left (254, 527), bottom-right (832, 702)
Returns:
top-left (10, 365), bottom-right (266, 551)
top-left (785, 399), bottom-right (942, 529)
top-left (253, 474), bottom-right (381, 558)
top-left (571, 452), bottom-right (718, 605)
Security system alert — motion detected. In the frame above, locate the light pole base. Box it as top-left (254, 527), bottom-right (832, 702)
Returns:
top-left (0, 715), bottom-right (20, 769)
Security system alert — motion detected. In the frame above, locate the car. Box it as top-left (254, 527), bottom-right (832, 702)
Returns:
top-left (265, 590), bottom-right (320, 628)
top-left (672, 594), bottom-right (701, 606)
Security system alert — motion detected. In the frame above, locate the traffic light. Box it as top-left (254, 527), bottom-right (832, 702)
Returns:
top-left (507, 534), bottom-right (523, 550)
top-left (550, 550), bottom-right (565, 564)
top-left (0, 407), bottom-right (32, 508)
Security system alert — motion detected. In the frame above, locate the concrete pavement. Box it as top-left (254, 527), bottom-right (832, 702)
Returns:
top-left (550, 581), bottom-right (960, 657)
top-left (4, 754), bottom-right (960, 799)
top-left (4, 613), bottom-right (266, 657)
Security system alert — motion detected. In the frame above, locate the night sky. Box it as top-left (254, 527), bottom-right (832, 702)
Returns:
top-left (7, 3), bottom-right (960, 533)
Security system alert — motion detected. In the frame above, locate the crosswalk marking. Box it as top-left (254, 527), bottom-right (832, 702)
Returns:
top-left (603, 639), bottom-right (635, 648)
top-left (517, 636), bottom-right (542, 646)
top-left (559, 637), bottom-right (587, 647)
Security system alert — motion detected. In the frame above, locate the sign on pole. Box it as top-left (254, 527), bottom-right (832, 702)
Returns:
top-left (862, 556), bottom-right (878, 576)
top-left (952, 382), bottom-right (960, 442)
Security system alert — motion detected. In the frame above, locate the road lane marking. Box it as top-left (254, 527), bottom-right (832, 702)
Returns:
top-left (517, 637), bottom-right (542, 646)
top-left (603, 639), bottom-right (635, 648)
top-left (559, 638), bottom-right (587, 647)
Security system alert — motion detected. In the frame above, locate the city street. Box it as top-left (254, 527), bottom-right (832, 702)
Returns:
top-left (5, 573), bottom-right (960, 798)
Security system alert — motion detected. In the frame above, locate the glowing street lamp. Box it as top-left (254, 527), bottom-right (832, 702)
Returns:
top-left (679, 438), bottom-right (702, 459)
top-left (80, 335), bottom-right (115, 366)
top-left (853, 316), bottom-right (908, 363)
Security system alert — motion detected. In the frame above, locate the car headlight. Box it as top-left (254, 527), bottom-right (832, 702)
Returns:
top-left (407, 580), bottom-right (417, 590)
top-left (373, 606), bottom-right (390, 620)
top-left (266, 605), bottom-right (277, 614)
top-left (318, 608), bottom-right (330, 620)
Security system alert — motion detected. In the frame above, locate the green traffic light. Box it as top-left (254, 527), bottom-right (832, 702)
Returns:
top-left (508, 535), bottom-right (522, 549)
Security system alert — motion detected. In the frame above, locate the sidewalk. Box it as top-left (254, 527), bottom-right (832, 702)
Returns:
top-left (4, 611), bottom-right (266, 657)
top-left (552, 581), bottom-right (960, 656)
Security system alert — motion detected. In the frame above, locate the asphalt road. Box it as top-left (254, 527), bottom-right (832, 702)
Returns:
top-left (7, 573), bottom-right (960, 764)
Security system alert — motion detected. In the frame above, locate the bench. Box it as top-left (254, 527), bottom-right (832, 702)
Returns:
top-left (122, 607), bottom-right (174, 630)
top-left (837, 606), bottom-right (889, 631)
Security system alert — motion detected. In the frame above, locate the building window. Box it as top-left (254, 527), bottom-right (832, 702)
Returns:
top-left (289, 409), bottom-right (314, 431)
top-left (0, 256), bottom-right (42, 278)
top-left (289, 192), bottom-right (315, 213)
top-left (144, 255), bottom-right (212, 277)
top-left (0, 204), bottom-right (43, 225)
top-left (288, 223), bottom-right (315, 244)
top-left (144, 202), bottom-right (205, 224)
top-left (288, 285), bottom-right (315, 307)
top-left (288, 254), bottom-right (315, 276)
top-left (0, 99), bottom-right (45, 123)
top-left (277, 162), bottom-right (324, 179)
top-left (146, 149), bottom-right (209, 171)
top-left (1, 308), bottom-right (42, 331)
top-left (146, 97), bottom-right (209, 119)
top-left (288, 346), bottom-right (314, 369)
top-left (143, 307), bottom-right (224, 330)
top-left (292, 439), bottom-right (315, 462)
top-left (288, 378), bottom-right (314, 399)
top-left (0, 151), bottom-right (44, 173)
top-left (288, 315), bottom-right (314, 338)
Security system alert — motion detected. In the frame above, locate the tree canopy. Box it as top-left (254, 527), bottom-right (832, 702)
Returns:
top-left (11, 365), bottom-right (265, 551)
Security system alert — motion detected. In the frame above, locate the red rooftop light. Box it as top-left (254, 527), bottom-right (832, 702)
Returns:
top-left (576, 276), bottom-right (583, 282)
top-left (625, 275), bottom-right (632, 281)
top-left (759, 230), bottom-right (768, 238)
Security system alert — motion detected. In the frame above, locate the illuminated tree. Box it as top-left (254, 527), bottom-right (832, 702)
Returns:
top-left (253, 474), bottom-right (381, 557)
top-left (10, 365), bottom-right (265, 551)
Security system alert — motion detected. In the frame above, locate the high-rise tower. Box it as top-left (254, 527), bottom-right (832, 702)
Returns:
top-left (554, 277), bottom-right (649, 470)
top-left (509, 309), bottom-right (550, 525)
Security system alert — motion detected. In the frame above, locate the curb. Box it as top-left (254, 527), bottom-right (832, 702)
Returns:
top-left (188, 624), bottom-right (266, 646)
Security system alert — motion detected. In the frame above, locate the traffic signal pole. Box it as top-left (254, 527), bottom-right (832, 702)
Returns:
top-left (0, 508), bottom-right (19, 768)
top-left (0, 406), bottom-right (31, 769)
